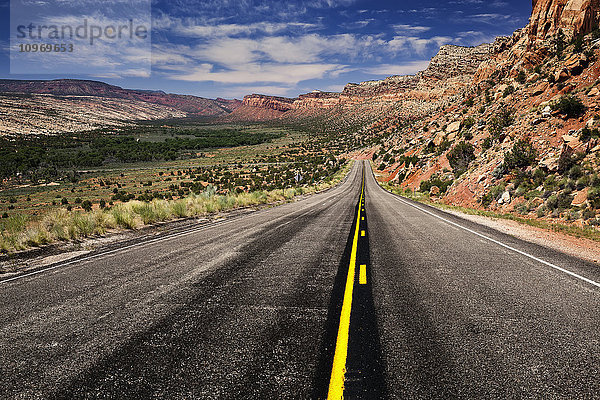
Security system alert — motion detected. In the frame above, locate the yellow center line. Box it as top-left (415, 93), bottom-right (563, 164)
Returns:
top-left (359, 264), bottom-right (367, 285)
top-left (361, 230), bottom-right (365, 237)
top-left (327, 169), bottom-right (365, 399)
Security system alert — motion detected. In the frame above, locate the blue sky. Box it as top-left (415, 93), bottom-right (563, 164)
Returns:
top-left (0, 0), bottom-right (532, 99)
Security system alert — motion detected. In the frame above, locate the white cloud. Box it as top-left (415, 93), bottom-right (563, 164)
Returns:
top-left (167, 62), bottom-right (348, 85)
top-left (175, 22), bottom-right (318, 37)
top-left (178, 33), bottom-right (385, 68)
top-left (361, 61), bottom-right (430, 76)
top-left (466, 13), bottom-right (513, 24)
top-left (387, 35), bottom-right (453, 55)
top-left (393, 24), bottom-right (431, 34)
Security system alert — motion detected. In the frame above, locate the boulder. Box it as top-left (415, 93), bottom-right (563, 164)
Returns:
top-left (541, 105), bottom-right (553, 118)
top-left (562, 134), bottom-right (578, 143)
top-left (571, 188), bottom-right (589, 207)
top-left (433, 131), bottom-right (446, 146)
top-left (446, 121), bottom-right (461, 134)
top-left (497, 190), bottom-right (511, 205)
top-left (588, 87), bottom-right (600, 97)
top-left (539, 156), bottom-right (559, 172)
top-left (564, 53), bottom-right (588, 76)
top-left (531, 82), bottom-right (548, 96)
top-left (532, 117), bottom-right (546, 125)
top-left (429, 186), bottom-right (441, 196)
top-left (555, 69), bottom-right (570, 83)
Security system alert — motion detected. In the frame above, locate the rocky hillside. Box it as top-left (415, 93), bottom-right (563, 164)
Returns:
top-left (368, 0), bottom-right (600, 229)
top-left (528, 0), bottom-right (600, 41)
top-left (0, 80), bottom-right (241, 115)
top-left (0, 92), bottom-right (189, 135)
top-left (0, 79), bottom-right (242, 135)
top-left (228, 44), bottom-right (492, 126)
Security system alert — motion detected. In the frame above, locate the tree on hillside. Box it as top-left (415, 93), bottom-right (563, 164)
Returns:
top-left (504, 139), bottom-right (538, 170)
top-left (447, 142), bottom-right (475, 176)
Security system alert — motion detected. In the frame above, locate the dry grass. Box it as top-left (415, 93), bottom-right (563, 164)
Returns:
top-left (0, 161), bottom-right (352, 254)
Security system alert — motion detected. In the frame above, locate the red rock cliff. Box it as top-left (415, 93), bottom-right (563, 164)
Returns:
top-left (242, 94), bottom-right (296, 111)
top-left (529, 0), bottom-right (600, 40)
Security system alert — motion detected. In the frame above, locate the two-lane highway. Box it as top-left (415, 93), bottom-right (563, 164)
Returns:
top-left (1, 161), bottom-right (598, 399)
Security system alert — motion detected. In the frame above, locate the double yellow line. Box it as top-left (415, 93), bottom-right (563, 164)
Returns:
top-left (327, 170), bottom-right (366, 399)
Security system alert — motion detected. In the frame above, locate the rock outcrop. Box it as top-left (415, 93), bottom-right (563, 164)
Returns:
top-left (528, 0), bottom-right (600, 41)
top-left (231, 44), bottom-right (493, 124)
top-left (242, 94), bottom-right (296, 111)
top-left (0, 79), bottom-right (241, 117)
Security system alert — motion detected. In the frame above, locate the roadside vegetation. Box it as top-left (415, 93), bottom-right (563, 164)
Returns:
top-left (0, 161), bottom-right (352, 253)
top-left (0, 125), bottom-right (284, 181)
top-left (0, 119), bottom-right (357, 254)
top-left (381, 182), bottom-right (600, 242)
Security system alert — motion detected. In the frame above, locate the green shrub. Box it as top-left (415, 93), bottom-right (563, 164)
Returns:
top-left (447, 142), bottom-right (476, 176)
top-left (73, 213), bottom-right (96, 237)
top-left (555, 29), bottom-right (566, 58)
top-left (419, 177), bottom-right (453, 194)
top-left (547, 192), bottom-right (574, 210)
top-left (171, 200), bottom-right (188, 218)
top-left (503, 85), bottom-right (515, 98)
top-left (580, 127), bottom-right (599, 142)
top-left (1, 214), bottom-right (28, 234)
top-left (573, 35), bottom-right (584, 53)
top-left (536, 206), bottom-right (548, 217)
top-left (582, 208), bottom-right (596, 220)
top-left (546, 194), bottom-right (559, 210)
top-left (111, 206), bottom-right (137, 229)
top-left (514, 203), bottom-right (530, 215)
top-left (436, 139), bottom-right (451, 155)
top-left (482, 137), bottom-right (493, 150)
top-left (551, 95), bottom-right (586, 118)
top-left (504, 139), bottom-right (538, 170)
top-left (81, 200), bottom-right (93, 212)
top-left (588, 187), bottom-right (600, 208)
top-left (524, 190), bottom-right (543, 200)
top-left (488, 108), bottom-right (514, 139)
top-left (461, 117), bottom-right (475, 130)
top-left (482, 184), bottom-right (506, 207)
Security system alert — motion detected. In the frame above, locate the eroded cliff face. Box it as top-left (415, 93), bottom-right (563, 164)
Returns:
top-left (242, 94), bottom-right (295, 111)
top-left (234, 44), bottom-right (492, 122)
top-left (0, 79), bottom-right (241, 116)
top-left (529, 0), bottom-right (600, 41)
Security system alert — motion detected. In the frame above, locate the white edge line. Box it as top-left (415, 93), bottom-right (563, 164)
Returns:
top-left (391, 195), bottom-right (600, 289)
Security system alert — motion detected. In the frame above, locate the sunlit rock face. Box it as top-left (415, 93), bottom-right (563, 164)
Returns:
top-left (529, 0), bottom-right (600, 40)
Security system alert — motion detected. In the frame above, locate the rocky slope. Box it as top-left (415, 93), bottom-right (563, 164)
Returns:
top-left (368, 0), bottom-right (600, 229)
top-left (0, 79), bottom-right (242, 135)
top-left (0, 92), bottom-right (188, 135)
top-left (0, 79), bottom-right (241, 115)
top-left (529, 0), bottom-right (600, 41)
top-left (228, 44), bottom-right (492, 125)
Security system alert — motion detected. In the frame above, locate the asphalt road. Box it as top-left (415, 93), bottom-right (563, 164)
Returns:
top-left (1, 161), bottom-right (598, 399)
